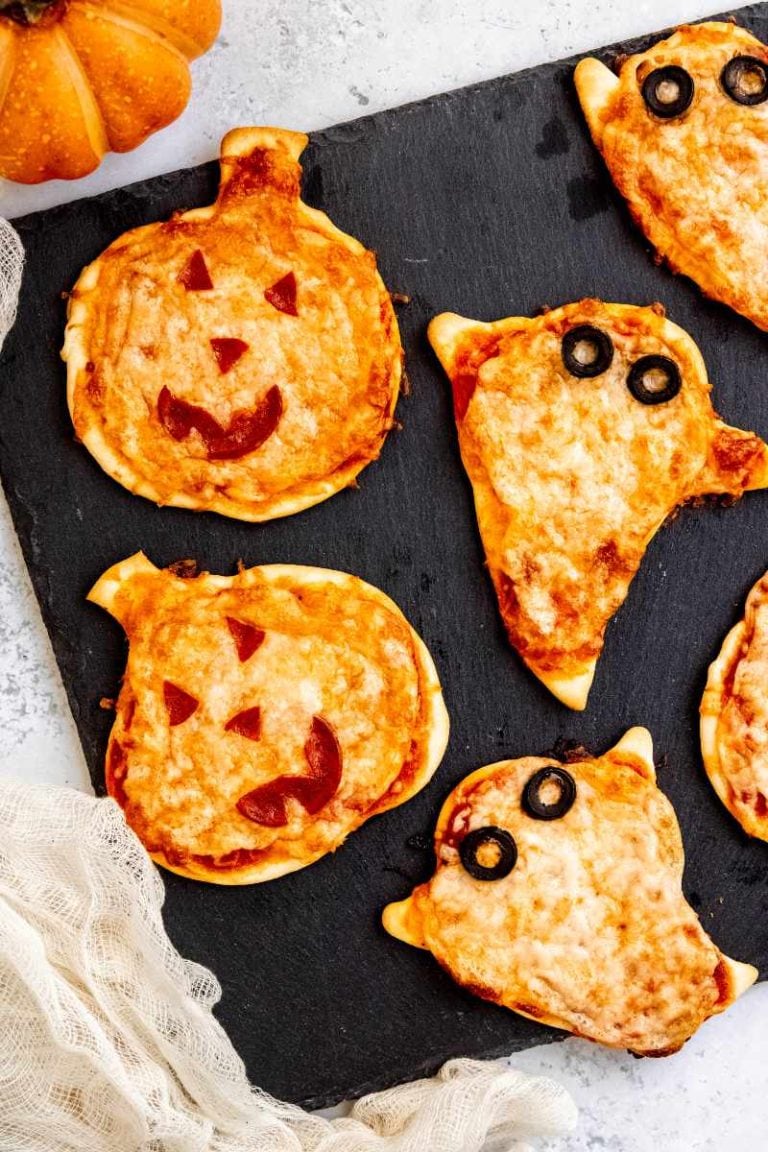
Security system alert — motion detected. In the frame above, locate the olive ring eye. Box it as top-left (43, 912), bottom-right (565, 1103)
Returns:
top-left (721, 56), bottom-right (768, 106)
top-left (562, 325), bottom-right (614, 378)
top-left (522, 766), bottom-right (577, 821)
top-left (627, 354), bottom-right (681, 405)
top-left (459, 826), bottom-right (517, 881)
top-left (641, 65), bottom-right (694, 119)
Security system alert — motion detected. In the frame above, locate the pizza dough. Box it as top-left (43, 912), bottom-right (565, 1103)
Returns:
top-left (429, 298), bottom-right (768, 709)
top-left (702, 570), bottom-right (768, 841)
top-left (383, 728), bottom-right (757, 1055)
top-left (576, 21), bottom-right (768, 330)
top-left (63, 127), bottom-right (402, 521)
top-left (90, 553), bottom-right (449, 883)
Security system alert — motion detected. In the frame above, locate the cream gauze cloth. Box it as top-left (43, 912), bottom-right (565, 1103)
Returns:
top-left (0, 218), bottom-right (577, 1152)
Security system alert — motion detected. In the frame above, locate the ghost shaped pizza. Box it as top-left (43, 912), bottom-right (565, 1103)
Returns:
top-left (89, 553), bottom-right (449, 883)
top-left (63, 127), bottom-right (402, 521)
top-left (383, 728), bottom-right (756, 1055)
top-left (576, 22), bottom-right (768, 331)
top-left (429, 299), bottom-right (768, 709)
top-left (701, 570), bottom-right (768, 841)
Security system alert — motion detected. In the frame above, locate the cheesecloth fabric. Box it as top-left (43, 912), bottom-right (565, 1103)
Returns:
top-left (0, 776), bottom-right (577, 1152)
top-left (0, 220), bottom-right (577, 1151)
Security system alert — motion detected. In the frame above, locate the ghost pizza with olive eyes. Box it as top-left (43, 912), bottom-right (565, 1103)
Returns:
top-left (383, 728), bottom-right (757, 1055)
top-left (89, 553), bottom-right (449, 884)
top-left (63, 127), bottom-right (402, 521)
top-left (701, 570), bottom-right (768, 842)
top-left (576, 22), bottom-right (768, 331)
top-left (429, 299), bottom-right (768, 709)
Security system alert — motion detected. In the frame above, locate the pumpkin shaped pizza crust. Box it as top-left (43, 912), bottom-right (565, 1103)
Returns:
top-left (90, 553), bottom-right (449, 884)
top-left (64, 127), bottom-right (403, 521)
top-left (701, 570), bottom-right (768, 841)
top-left (383, 728), bottom-right (757, 1055)
top-left (576, 21), bottom-right (768, 331)
top-left (0, 0), bottom-right (221, 184)
top-left (429, 299), bottom-right (768, 709)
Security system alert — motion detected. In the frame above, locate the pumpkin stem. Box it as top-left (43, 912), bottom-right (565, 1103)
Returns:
top-left (0, 0), bottom-right (60, 24)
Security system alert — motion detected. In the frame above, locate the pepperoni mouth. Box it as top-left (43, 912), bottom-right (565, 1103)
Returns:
top-left (236, 715), bottom-right (343, 827)
top-left (158, 384), bottom-right (283, 460)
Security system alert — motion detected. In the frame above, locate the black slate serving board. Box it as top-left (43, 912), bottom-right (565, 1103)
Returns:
top-left (3, 4), bottom-right (768, 1109)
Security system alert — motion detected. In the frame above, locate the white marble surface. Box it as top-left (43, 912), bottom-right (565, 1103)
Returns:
top-left (0, 1), bottom-right (765, 1148)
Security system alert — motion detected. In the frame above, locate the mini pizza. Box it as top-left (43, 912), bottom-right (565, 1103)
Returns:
top-left (383, 728), bottom-right (757, 1055)
top-left (89, 553), bottom-right (449, 884)
top-left (701, 570), bottom-right (768, 840)
top-left (428, 299), bottom-right (768, 709)
top-left (576, 22), bottom-right (768, 330)
top-left (63, 127), bottom-right (402, 521)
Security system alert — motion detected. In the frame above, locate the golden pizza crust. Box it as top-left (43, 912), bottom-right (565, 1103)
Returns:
top-left (90, 553), bottom-right (448, 884)
top-left (701, 571), bottom-right (768, 840)
top-left (429, 299), bottom-right (768, 709)
top-left (383, 728), bottom-right (757, 1054)
top-left (64, 127), bottom-right (402, 521)
top-left (576, 22), bottom-right (768, 331)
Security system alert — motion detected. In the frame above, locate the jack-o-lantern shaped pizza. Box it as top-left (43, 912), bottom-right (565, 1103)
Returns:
top-left (384, 728), bottom-right (757, 1055)
top-left (576, 22), bottom-right (768, 330)
top-left (90, 553), bottom-right (449, 883)
top-left (429, 299), bottom-right (768, 709)
top-left (63, 127), bottom-right (403, 521)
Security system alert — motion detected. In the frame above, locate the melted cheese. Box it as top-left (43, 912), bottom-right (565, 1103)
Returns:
top-left (63, 127), bottom-right (402, 521)
top-left (384, 730), bottom-right (756, 1054)
top-left (701, 571), bottom-right (768, 840)
top-left (576, 22), bottom-right (768, 331)
top-left (90, 553), bottom-right (449, 884)
top-left (428, 300), bottom-right (768, 709)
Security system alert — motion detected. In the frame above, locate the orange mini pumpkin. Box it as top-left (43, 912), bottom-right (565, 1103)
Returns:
top-left (0, 0), bottom-right (222, 183)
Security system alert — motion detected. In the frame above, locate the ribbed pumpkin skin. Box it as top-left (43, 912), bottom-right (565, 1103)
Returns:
top-left (0, 0), bottom-right (221, 183)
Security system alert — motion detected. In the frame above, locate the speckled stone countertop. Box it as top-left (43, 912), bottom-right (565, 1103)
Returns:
top-left (0, 3), bottom-right (764, 1148)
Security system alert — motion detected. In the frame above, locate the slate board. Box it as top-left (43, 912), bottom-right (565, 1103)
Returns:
top-left (3, 3), bottom-right (768, 1109)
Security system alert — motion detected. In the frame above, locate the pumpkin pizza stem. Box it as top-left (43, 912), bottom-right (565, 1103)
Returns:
top-left (0, 0), bottom-right (59, 24)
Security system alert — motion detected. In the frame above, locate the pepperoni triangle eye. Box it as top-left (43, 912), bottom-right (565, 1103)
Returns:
top-left (265, 271), bottom-right (298, 316)
top-left (164, 681), bottom-right (199, 726)
top-left (178, 250), bottom-right (214, 292)
top-left (226, 618), bottom-right (265, 662)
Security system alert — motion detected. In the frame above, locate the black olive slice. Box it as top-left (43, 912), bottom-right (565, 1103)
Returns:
top-left (627, 354), bottom-right (682, 405)
top-left (522, 766), bottom-right (576, 821)
top-left (721, 56), bottom-right (768, 106)
top-left (561, 325), bottom-right (614, 378)
top-left (459, 826), bottom-right (517, 881)
top-left (641, 66), bottom-right (694, 119)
